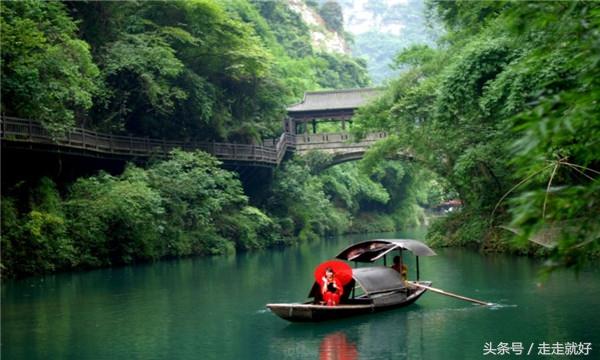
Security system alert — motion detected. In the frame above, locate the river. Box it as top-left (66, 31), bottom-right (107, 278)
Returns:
top-left (2, 229), bottom-right (599, 359)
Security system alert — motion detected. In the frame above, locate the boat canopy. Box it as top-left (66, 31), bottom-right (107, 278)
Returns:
top-left (352, 267), bottom-right (405, 295)
top-left (336, 239), bottom-right (436, 263)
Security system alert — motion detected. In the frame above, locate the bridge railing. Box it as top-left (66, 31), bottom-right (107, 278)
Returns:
top-left (293, 131), bottom-right (387, 145)
top-left (1, 116), bottom-right (282, 164)
top-left (264, 132), bottom-right (387, 147)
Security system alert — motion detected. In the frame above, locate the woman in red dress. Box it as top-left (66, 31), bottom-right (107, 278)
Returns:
top-left (321, 267), bottom-right (343, 306)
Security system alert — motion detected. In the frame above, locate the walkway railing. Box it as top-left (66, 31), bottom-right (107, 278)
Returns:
top-left (1, 116), bottom-right (387, 166)
top-left (1, 116), bottom-right (283, 165)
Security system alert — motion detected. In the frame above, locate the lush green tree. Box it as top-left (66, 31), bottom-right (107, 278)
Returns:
top-left (100, 32), bottom-right (188, 134)
top-left (499, 1), bottom-right (600, 268)
top-left (268, 156), bottom-right (350, 241)
top-left (66, 169), bottom-right (164, 267)
top-left (250, 0), bottom-right (314, 59)
top-left (1, 149), bottom-right (291, 277)
top-left (1, 0), bottom-right (99, 133)
top-left (78, 0), bottom-right (282, 140)
top-left (321, 163), bottom-right (390, 212)
top-left (219, 206), bottom-right (282, 250)
top-left (315, 52), bottom-right (371, 89)
top-left (250, 0), bottom-right (371, 99)
top-left (267, 150), bottom-right (429, 240)
top-left (1, 0), bottom-right (379, 278)
top-left (1, 178), bottom-right (74, 277)
top-left (353, 0), bottom-right (600, 268)
top-left (145, 150), bottom-right (247, 255)
top-left (3, 0), bottom-right (370, 140)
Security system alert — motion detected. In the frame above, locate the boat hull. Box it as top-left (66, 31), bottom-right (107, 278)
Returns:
top-left (267, 281), bottom-right (431, 322)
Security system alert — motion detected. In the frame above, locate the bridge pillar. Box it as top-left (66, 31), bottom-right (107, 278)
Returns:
top-left (284, 117), bottom-right (295, 134)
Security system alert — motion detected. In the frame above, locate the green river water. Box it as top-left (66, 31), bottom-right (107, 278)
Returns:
top-left (2, 229), bottom-right (599, 359)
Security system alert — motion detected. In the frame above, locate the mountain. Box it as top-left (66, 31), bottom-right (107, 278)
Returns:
top-left (337, 0), bottom-right (440, 84)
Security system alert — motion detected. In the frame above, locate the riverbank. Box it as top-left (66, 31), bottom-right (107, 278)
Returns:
top-left (3, 167), bottom-right (586, 281)
top-left (2, 149), bottom-right (434, 278)
top-left (1, 151), bottom-right (282, 278)
top-left (426, 210), bottom-right (600, 269)
top-left (8, 150), bottom-right (586, 280)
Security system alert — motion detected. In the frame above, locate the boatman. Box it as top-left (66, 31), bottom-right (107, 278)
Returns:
top-left (392, 256), bottom-right (408, 285)
top-left (321, 268), bottom-right (343, 306)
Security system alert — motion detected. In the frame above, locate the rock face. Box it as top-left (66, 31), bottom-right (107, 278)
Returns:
top-left (287, 0), bottom-right (350, 55)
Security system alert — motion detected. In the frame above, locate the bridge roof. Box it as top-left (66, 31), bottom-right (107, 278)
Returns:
top-left (287, 88), bottom-right (383, 113)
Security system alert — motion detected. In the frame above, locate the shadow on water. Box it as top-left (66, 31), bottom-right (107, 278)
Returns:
top-left (268, 299), bottom-right (516, 360)
top-left (269, 304), bottom-right (432, 359)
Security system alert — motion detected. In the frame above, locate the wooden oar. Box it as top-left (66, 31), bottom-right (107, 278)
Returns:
top-left (409, 281), bottom-right (492, 306)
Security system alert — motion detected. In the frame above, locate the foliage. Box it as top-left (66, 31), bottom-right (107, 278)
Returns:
top-left (77, 0), bottom-right (282, 140)
top-left (314, 52), bottom-right (371, 89)
top-left (393, 44), bottom-right (437, 69)
top-left (66, 169), bottom-right (164, 267)
top-left (267, 153), bottom-right (431, 238)
top-left (250, 0), bottom-right (370, 94)
top-left (249, 0), bottom-right (314, 59)
top-left (2, 0), bottom-right (370, 139)
top-left (1, 179), bottom-right (74, 277)
top-left (145, 149), bottom-right (248, 255)
top-left (349, 213), bottom-right (397, 234)
top-left (501, 2), bottom-right (600, 269)
top-left (219, 206), bottom-right (282, 250)
top-left (100, 32), bottom-right (188, 134)
top-left (321, 163), bottom-right (390, 212)
top-left (353, 0), bottom-right (600, 268)
top-left (0, 0), bottom-right (99, 134)
top-left (1, 151), bottom-right (282, 277)
top-left (268, 157), bottom-right (346, 240)
top-left (0, 0), bottom-right (378, 277)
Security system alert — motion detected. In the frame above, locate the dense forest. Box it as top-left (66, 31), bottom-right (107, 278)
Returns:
top-left (1, 0), bottom-right (435, 278)
top-left (353, 0), bottom-right (600, 269)
top-left (2, 0), bottom-right (598, 278)
top-left (1, 0), bottom-right (369, 140)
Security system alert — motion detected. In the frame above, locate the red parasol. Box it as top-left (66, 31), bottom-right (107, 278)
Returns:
top-left (314, 260), bottom-right (353, 286)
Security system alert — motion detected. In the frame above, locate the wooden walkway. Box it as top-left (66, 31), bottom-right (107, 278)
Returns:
top-left (1, 117), bottom-right (293, 166)
top-left (1, 117), bottom-right (386, 167)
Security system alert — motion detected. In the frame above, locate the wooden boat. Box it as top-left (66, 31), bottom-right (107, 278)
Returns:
top-left (267, 239), bottom-right (437, 322)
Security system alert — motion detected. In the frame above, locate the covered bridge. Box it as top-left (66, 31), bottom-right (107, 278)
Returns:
top-left (285, 88), bottom-right (383, 134)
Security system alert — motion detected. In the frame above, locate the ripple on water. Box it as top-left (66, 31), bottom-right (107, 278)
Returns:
top-left (487, 302), bottom-right (518, 310)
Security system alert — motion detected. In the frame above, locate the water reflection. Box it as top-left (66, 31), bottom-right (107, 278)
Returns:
top-left (319, 332), bottom-right (357, 360)
top-left (270, 304), bottom-right (418, 359)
